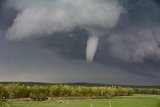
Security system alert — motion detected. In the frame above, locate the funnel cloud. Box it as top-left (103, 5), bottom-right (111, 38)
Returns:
top-left (86, 32), bottom-right (99, 63)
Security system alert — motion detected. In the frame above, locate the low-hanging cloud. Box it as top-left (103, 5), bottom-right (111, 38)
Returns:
top-left (6, 0), bottom-right (124, 63)
top-left (108, 26), bottom-right (160, 62)
top-left (107, 0), bottom-right (160, 63)
top-left (6, 0), bottom-right (123, 39)
top-left (0, 0), bottom-right (160, 78)
top-left (2, 0), bottom-right (160, 74)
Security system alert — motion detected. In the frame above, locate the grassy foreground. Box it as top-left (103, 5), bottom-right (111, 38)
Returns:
top-left (1, 94), bottom-right (160, 107)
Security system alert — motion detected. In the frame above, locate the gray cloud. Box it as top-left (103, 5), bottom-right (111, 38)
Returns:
top-left (107, 0), bottom-right (160, 63)
top-left (6, 0), bottom-right (123, 40)
top-left (5, 0), bottom-right (124, 63)
top-left (0, 39), bottom-right (158, 85)
top-left (5, 0), bottom-right (160, 63)
top-left (108, 26), bottom-right (160, 63)
top-left (0, 0), bottom-right (160, 85)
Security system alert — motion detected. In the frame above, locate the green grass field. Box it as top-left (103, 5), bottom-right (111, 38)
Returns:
top-left (1, 94), bottom-right (160, 107)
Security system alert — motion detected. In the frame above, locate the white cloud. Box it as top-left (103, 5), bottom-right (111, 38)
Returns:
top-left (108, 26), bottom-right (160, 62)
top-left (6, 0), bottom-right (123, 40)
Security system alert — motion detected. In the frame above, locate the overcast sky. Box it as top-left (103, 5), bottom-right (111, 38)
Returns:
top-left (0, 0), bottom-right (160, 85)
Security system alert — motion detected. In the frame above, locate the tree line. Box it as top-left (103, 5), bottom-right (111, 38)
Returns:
top-left (0, 83), bottom-right (159, 101)
top-left (134, 88), bottom-right (160, 95)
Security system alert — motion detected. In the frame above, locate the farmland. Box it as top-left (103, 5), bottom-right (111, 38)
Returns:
top-left (0, 83), bottom-right (160, 107)
top-left (1, 94), bottom-right (160, 107)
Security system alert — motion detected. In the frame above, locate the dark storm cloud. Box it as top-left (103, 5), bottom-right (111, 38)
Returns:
top-left (0, 1), bottom-right (18, 31)
top-left (37, 29), bottom-right (88, 60)
top-left (0, 0), bottom-right (160, 85)
top-left (27, 0), bottom-right (160, 77)
top-left (154, 0), bottom-right (160, 5)
top-left (0, 0), bottom-right (5, 9)
top-left (105, 0), bottom-right (160, 76)
top-left (5, 0), bottom-right (124, 63)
